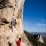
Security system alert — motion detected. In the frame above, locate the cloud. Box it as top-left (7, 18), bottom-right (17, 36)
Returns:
top-left (43, 24), bottom-right (46, 26)
top-left (35, 23), bottom-right (46, 26)
top-left (37, 23), bottom-right (42, 26)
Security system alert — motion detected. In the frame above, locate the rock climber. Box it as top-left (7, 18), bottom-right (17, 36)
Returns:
top-left (16, 38), bottom-right (21, 46)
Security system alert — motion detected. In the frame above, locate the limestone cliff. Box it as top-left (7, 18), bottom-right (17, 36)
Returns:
top-left (0, 0), bottom-right (32, 46)
top-left (38, 35), bottom-right (44, 43)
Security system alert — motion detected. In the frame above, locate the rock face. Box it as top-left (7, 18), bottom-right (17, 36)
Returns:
top-left (0, 0), bottom-right (32, 46)
top-left (38, 35), bottom-right (44, 43)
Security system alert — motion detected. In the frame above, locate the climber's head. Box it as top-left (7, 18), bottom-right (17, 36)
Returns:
top-left (19, 38), bottom-right (21, 41)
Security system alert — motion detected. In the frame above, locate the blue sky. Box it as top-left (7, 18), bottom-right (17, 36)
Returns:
top-left (23, 0), bottom-right (46, 32)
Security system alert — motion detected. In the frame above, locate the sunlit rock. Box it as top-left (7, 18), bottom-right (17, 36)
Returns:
top-left (0, 0), bottom-right (32, 46)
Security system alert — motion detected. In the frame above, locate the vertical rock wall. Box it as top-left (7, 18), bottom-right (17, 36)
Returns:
top-left (0, 0), bottom-right (32, 46)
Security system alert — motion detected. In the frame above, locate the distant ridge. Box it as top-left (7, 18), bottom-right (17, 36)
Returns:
top-left (30, 32), bottom-right (46, 34)
top-left (30, 32), bottom-right (46, 38)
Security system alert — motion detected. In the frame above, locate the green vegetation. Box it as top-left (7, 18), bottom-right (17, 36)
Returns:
top-left (43, 37), bottom-right (46, 45)
top-left (24, 30), bottom-right (46, 46)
